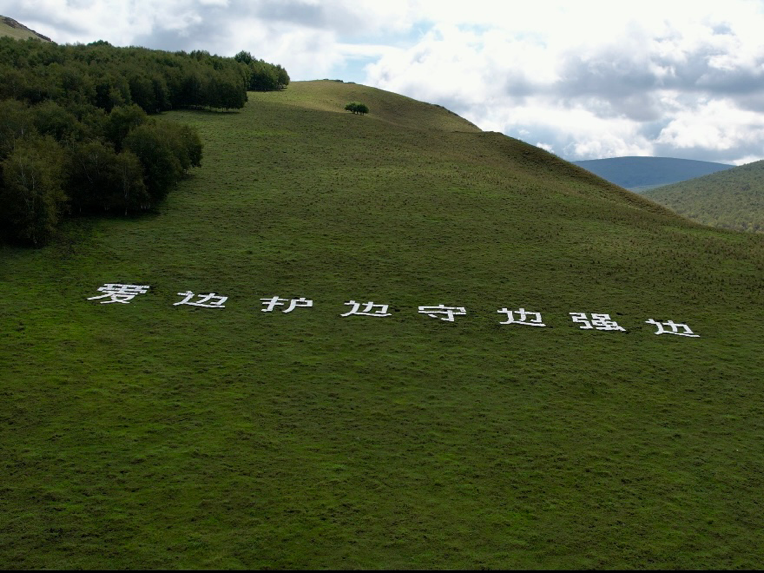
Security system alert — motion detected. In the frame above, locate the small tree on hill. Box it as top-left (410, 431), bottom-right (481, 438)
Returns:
top-left (344, 102), bottom-right (369, 115)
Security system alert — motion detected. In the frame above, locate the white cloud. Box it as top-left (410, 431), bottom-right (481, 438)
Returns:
top-left (656, 99), bottom-right (764, 149)
top-left (364, 1), bottom-right (764, 163)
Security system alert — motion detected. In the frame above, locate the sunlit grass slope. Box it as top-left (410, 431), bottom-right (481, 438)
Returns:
top-left (3, 80), bottom-right (764, 569)
top-left (645, 159), bottom-right (764, 233)
top-left (0, 16), bottom-right (51, 42)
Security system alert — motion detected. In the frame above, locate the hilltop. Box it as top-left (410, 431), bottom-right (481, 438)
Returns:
top-left (0, 15), bottom-right (52, 42)
top-left (573, 156), bottom-right (733, 192)
top-left (644, 159), bottom-right (764, 232)
top-left (2, 80), bottom-right (764, 569)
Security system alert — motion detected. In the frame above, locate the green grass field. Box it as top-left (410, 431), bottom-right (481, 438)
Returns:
top-left (3, 81), bottom-right (764, 569)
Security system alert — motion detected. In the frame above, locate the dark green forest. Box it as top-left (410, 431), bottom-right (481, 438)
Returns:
top-left (644, 159), bottom-right (764, 233)
top-left (0, 38), bottom-right (289, 246)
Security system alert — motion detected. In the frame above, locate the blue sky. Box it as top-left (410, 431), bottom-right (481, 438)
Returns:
top-left (4, 0), bottom-right (764, 164)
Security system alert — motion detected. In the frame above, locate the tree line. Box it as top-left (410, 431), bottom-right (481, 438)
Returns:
top-left (0, 38), bottom-right (289, 246)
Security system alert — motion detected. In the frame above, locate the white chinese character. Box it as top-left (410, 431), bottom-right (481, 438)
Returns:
top-left (498, 307), bottom-right (546, 327)
top-left (87, 283), bottom-right (150, 304)
top-left (260, 296), bottom-right (313, 313)
top-left (174, 291), bottom-right (227, 308)
top-left (645, 319), bottom-right (699, 338)
top-left (418, 304), bottom-right (467, 322)
top-left (341, 300), bottom-right (392, 317)
top-left (570, 312), bottom-right (625, 331)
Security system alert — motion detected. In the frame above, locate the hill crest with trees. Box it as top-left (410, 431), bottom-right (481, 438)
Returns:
top-left (0, 36), bottom-right (288, 245)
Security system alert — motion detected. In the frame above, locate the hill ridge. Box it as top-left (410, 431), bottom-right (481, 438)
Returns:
top-left (278, 79), bottom-right (482, 133)
top-left (644, 158), bottom-right (764, 232)
top-left (289, 82), bottom-right (682, 219)
top-left (0, 15), bottom-right (52, 42)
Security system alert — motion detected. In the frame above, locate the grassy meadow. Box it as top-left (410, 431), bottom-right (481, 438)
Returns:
top-left (2, 80), bottom-right (764, 569)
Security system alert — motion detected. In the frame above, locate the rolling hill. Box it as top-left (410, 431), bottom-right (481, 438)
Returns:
top-left (0, 15), bottom-right (52, 42)
top-left (644, 159), bottom-right (764, 233)
top-left (2, 81), bottom-right (764, 569)
top-left (573, 156), bottom-right (733, 192)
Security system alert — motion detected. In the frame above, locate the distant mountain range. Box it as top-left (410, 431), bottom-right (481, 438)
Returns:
top-left (0, 15), bottom-right (52, 42)
top-left (573, 156), bottom-right (734, 192)
top-left (644, 159), bottom-right (764, 233)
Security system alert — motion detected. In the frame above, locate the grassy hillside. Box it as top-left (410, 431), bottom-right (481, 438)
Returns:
top-left (574, 156), bottom-right (733, 192)
top-left (644, 159), bottom-right (764, 232)
top-left (2, 80), bottom-right (764, 569)
top-left (0, 16), bottom-right (51, 42)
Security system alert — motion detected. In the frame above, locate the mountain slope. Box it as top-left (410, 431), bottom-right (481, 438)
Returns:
top-left (644, 159), bottom-right (764, 232)
top-left (2, 80), bottom-right (764, 569)
top-left (574, 156), bottom-right (733, 191)
top-left (0, 15), bottom-right (52, 42)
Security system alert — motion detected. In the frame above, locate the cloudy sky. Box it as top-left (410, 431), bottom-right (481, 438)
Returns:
top-left (5, 0), bottom-right (764, 164)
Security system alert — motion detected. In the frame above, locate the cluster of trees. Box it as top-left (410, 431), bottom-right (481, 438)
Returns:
top-left (234, 51), bottom-right (290, 91)
top-left (0, 39), bottom-right (289, 114)
top-left (0, 38), bottom-right (289, 246)
top-left (344, 102), bottom-right (369, 115)
top-left (0, 99), bottom-right (201, 245)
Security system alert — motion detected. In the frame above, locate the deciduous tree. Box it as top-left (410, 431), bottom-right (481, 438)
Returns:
top-left (0, 137), bottom-right (66, 246)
